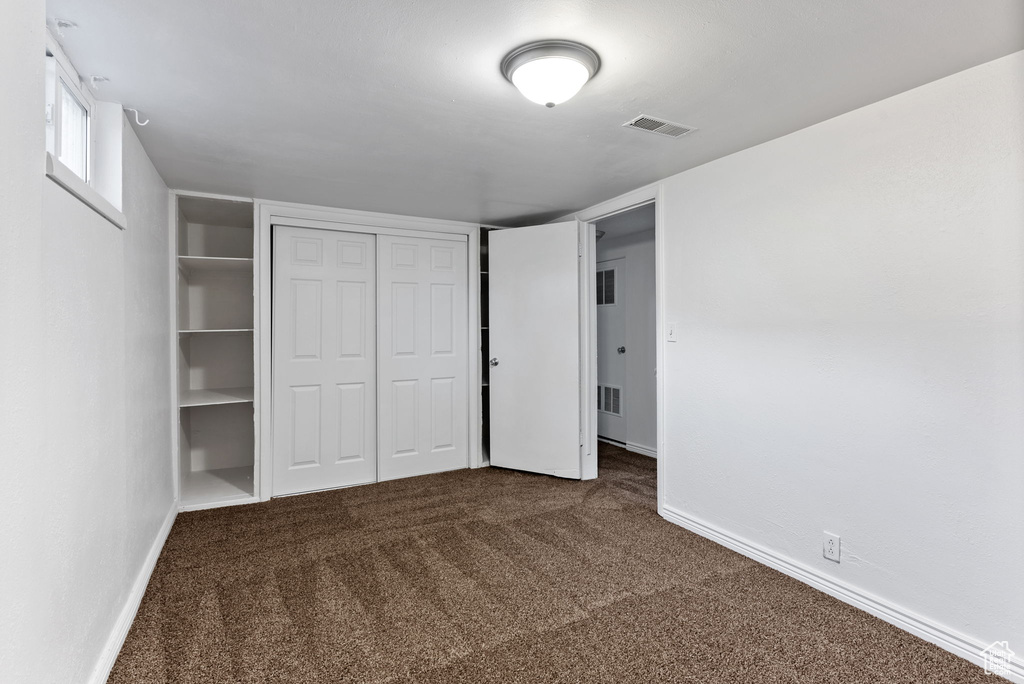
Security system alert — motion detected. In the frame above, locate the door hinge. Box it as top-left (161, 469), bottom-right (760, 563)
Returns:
top-left (578, 241), bottom-right (583, 257)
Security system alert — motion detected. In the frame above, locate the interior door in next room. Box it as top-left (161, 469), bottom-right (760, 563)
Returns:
top-left (377, 234), bottom-right (469, 481)
top-left (596, 259), bottom-right (626, 443)
top-left (272, 226), bottom-right (377, 495)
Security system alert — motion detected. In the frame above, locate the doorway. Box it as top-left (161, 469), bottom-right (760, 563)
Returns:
top-left (592, 203), bottom-right (658, 483)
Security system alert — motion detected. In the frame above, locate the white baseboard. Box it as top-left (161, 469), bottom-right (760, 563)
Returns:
top-left (598, 437), bottom-right (657, 459)
top-left (626, 442), bottom-right (657, 459)
top-left (89, 503), bottom-right (177, 684)
top-left (659, 504), bottom-right (1023, 684)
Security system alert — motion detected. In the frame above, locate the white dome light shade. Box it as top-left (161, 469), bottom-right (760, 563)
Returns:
top-left (511, 57), bottom-right (590, 107)
top-left (501, 40), bottom-right (600, 108)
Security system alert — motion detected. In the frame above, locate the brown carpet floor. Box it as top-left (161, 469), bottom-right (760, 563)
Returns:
top-left (110, 444), bottom-right (998, 683)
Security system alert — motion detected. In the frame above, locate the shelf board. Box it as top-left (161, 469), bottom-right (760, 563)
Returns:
top-left (180, 387), bottom-right (254, 408)
top-left (178, 256), bottom-right (253, 274)
top-left (180, 466), bottom-right (254, 510)
top-left (179, 328), bottom-right (254, 335)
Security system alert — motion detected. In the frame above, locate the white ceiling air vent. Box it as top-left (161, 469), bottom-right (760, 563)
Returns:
top-left (622, 115), bottom-right (696, 139)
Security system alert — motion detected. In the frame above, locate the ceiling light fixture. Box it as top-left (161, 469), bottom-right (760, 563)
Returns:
top-left (501, 40), bottom-right (600, 108)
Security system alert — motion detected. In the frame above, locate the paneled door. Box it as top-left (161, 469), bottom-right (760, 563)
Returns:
top-left (377, 235), bottom-right (469, 480)
top-left (489, 221), bottom-right (585, 478)
top-left (596, 258), bottom-right (626, 442)
top-left (272, 226), bottom-right (377, 495)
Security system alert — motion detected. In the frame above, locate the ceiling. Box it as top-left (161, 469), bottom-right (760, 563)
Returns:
top-left (47, 0), bottom-right (1024, 226)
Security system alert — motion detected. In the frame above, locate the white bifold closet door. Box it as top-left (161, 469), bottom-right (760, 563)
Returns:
top-left (273, 227), bottom-right (377, 495)
top-left (272, 226), bottom-right (468, 495)
top-left (377, 235), bottom-right (468, 480)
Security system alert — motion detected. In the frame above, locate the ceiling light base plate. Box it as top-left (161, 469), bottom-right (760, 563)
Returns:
top-left (500, 40), bottom-right (601, 83)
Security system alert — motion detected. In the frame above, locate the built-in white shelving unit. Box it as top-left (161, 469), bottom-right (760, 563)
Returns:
top-left (180, 466), bottom-right (254, 507)
top-left (175, 195), bottom-right (257, 510)
top-left (480, 229), bottom-right (491, 458)
top-left (179, 386), bottom-right (255, 407)
top-left (178, 328), bottom-right (255, 335)
top-left (178, 256), bottom-right (254, 274)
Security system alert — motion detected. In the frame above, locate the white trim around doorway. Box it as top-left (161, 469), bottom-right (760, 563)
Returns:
top-left (573, 182), bottom-right (666, 514)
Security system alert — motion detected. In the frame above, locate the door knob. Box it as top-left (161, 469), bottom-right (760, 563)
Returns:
top-left (490, 358), bottom-right (499, 366)
top-left (617, 346), bottom-right (626, 354)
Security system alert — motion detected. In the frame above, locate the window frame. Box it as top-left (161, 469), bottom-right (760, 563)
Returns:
top-left (43, 29), bottom-right (126, 230)
top-left (46, 33), bottom-right (95, 185)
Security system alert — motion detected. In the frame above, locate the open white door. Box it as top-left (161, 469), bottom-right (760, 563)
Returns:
top-left (489, 221), bottom-right (592, 479)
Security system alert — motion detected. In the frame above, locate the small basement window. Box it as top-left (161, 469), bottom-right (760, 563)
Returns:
top-left (46, 41), bottom-right (94, 183)
top-left (43, 27), bottom-right (126, 230)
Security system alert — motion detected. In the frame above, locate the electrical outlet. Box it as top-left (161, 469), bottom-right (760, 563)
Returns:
top-left (823, 532), bottom-right (841, 563)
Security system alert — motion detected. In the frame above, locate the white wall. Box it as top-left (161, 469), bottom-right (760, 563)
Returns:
top-left (0, 0), bottom-right (50, 676)
top-left (0, 2), bottom-right (175, 680)
top-left (122, 126), bottom-right (176, 552)
top-left (659, 50), bottom-right (1024, 670)
top-left (597, 230), bottom-right (657, 454)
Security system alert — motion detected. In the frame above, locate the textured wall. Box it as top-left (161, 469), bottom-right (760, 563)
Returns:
top-left (660, 51), bottom-right (1024, 658)
top-left (122, 119), bottom-right (174, 582)
top-left (0, 2), bottom-right (175, 679)
top-left (0, 0), bottom-right (49, 679)
top-left (40, 164), bottom-right (129, 684)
